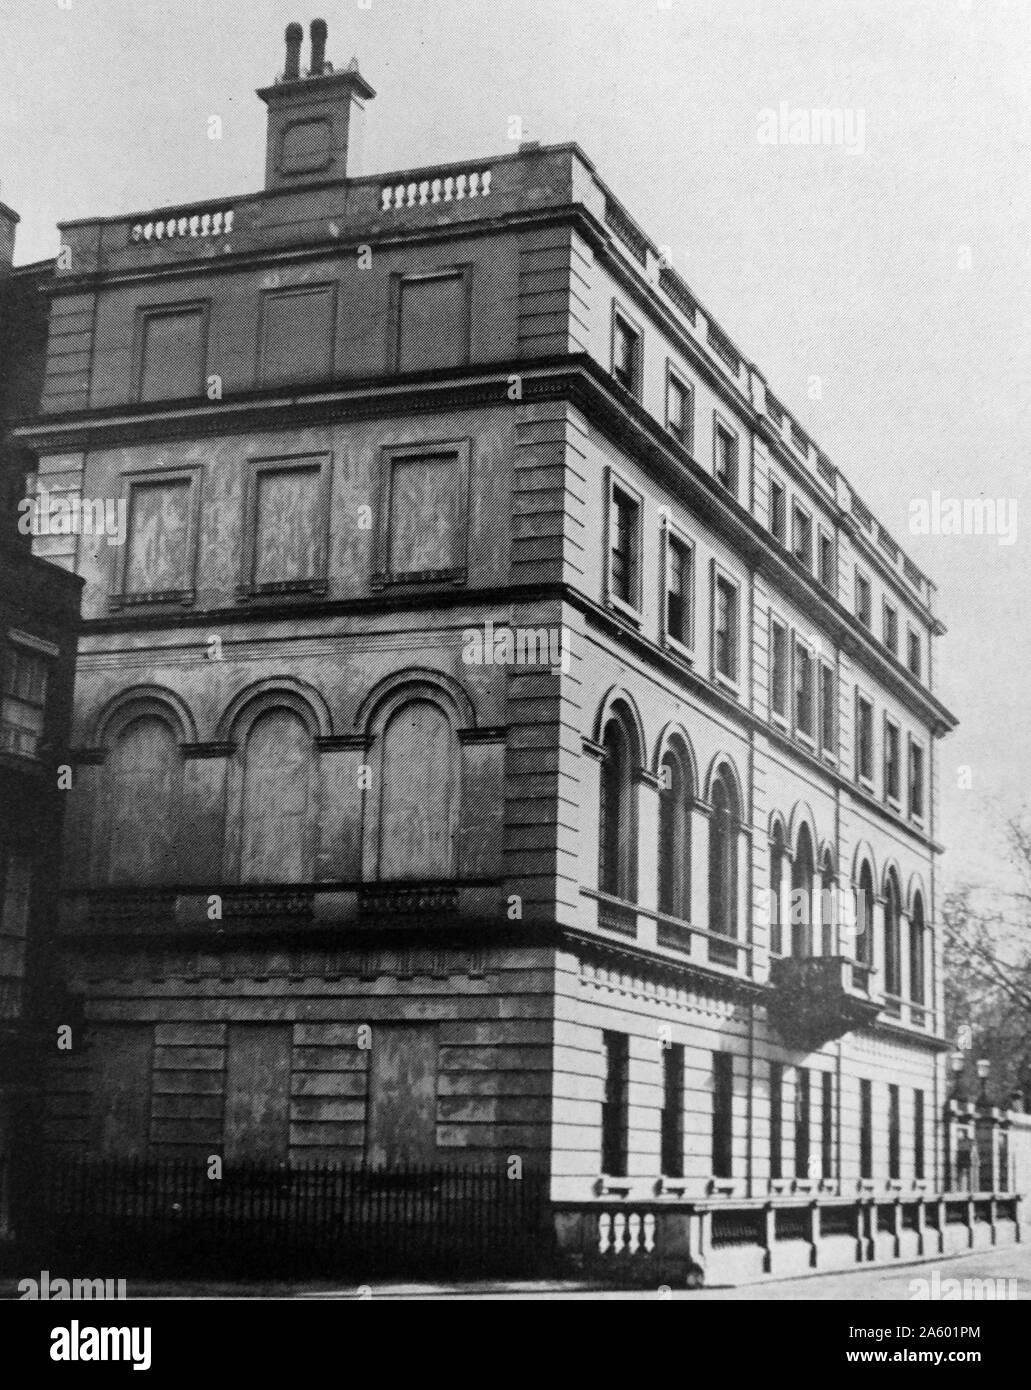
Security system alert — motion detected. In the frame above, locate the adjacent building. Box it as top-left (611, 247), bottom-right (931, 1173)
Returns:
top-left (15, 20), bottom-right (977, 1274)
top-left (0, 204), bottom-right (82, 1236)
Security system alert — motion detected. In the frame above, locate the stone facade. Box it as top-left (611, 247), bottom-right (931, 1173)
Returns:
top-left (17, 24), bottom-right (961, 1235)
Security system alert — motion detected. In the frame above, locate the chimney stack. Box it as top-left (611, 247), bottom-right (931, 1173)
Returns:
top-left (258, 18), bottom-right (375, 190)
top-left (284, 22), bottom-right (303, 82)
top-left (309, 19), bottom-right (328, 76)
top-left (0, 202), bottom-right (19, 277)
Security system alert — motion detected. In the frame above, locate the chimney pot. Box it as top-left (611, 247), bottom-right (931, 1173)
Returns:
top-left (284, 22), bottom-right (303, 82)
top-left (310, 18), bottom-right (328, 76)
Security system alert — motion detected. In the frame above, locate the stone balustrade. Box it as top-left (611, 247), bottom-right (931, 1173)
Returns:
top-left (129, 207), bottom-right (234, 243)
top-left (380, 168), bottom-right (492, 211)
top-left (555, 1190), bottom-right (1022, 1288)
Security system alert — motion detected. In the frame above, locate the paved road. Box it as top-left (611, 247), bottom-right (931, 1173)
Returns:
top-left (300, 1243), bottom-right (1031, 1299)
top-left (4, 1242), bottom-right (1028, 1299)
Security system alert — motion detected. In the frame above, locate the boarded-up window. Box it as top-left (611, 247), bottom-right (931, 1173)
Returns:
top-left (108, 716), bottom-right (182, 883)
top-left (0, 853), bottom-right (31, 1021)
top-left (396, 272), bottom-right (468, 373)
top-left (239, 708), bottom-right (311, 883)
top-left (224, 1024), bottom-right (292, 1163)
top-left (366, 1025), bottom-right (438, 1165)
top-left (250, 464), bottom-right (325, 589)
top-left (90, 1025), bottom-right (153, 1157)
top-left (124, 480), bottom-right (193, 596)
top-left (139, 307), bottom-right (204, 402)
top-left (387, 452), bottom-right (464, 576)
top-left (260, 287), bottom-right (335, 385)
top-left (377, 700), bottom-right (457, 879)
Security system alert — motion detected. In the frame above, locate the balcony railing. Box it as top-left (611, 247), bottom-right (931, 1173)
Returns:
top-left (850, 960), bottom-right (874, 993)
top-left (769, 954), bottom-right (882, 1048)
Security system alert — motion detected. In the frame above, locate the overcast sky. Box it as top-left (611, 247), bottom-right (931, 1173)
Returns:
top-left (3, 0), bottom-right (1028, 895)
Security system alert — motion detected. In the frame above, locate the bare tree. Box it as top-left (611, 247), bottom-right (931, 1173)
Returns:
top-left (943, 818), bottom-right (1031, 1105)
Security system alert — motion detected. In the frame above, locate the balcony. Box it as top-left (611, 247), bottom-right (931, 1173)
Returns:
top-left (768, 955), bottom-right (882, 1049)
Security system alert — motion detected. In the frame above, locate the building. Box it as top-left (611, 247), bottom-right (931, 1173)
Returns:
top-left (16, 20), bottom-right (1007, 1280)
top-left (0, 204), bottom-right (82, 1237)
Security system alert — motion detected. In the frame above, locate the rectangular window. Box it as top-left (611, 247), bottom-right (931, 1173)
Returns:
top-left (244, 457), bottom-right (328, 593)
top-left (666, 369), bottom-right (692, 448)
top-left (260, 285), bottom-right (335, 385)
top-left (884, 718), bottom-right (901, 803)
top-left (821, 1072), bottom-right (834, 1181)
top-left (376, 442), bottom-right (470, 585)
top-left (712, 1052), bottom-right (734, 1179)
top-left (770, 617), bottom-right (788, 719)
top-left (883, 601), bottom-right (899, 656)
top-left (661, 1044), bottom-right (685, 1178)
top-left (907, 628), bottom-right (922, 679)
top-left (794, 638), bottom-right (815, 739)
top-left (713, 419), bottom-right (738, 494)
top-left (791, 503), bottom-right (813, 570)
top-left (908, 738), bottom-right (925, 820)
top-left (396, 270), bottom-right (470, 373)
top-left (888, 1083), bottom-right (900, 1180)
top-left (819, 530), bottom-right (835, 591)
top-left (859, 1078), bottom-right (873, 1180)
top-left (714, 575), bottom-right (739, 683)
top-left (794, 1068), bottom-right (811, 1180)
top-left (601, 1031), bottom-right (629, 1177)
top-left (914, 1089), bottom-right (925, 1181)
top-left (138, 304), bottom-right (206, 402)
top-left (665, 533), bottom-right (692, 647)
top-left (0, 647), bottom-right (48, 758)
top-left (820, 661), bottom-right (835, 754)
top-left (769, 477), bottom-right (786, 543)
top-left (0, 853), bottom-right (32, 1021)
top-left (769, 1061), bottom-right (783, 1181)
top-left (855, 570), bottom-right (872, 627)
top-left (856, 694), bottom-right (874, 784)
top-left (612, 310), bottom-right (641, 397)
top-left (609, 482), bottom-right (641, 610)
top-left (122, 478), bottom-right (194, 600)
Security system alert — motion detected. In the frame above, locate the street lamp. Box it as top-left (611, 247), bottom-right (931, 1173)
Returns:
top-left (976, 1058), bottom-right (990, 1106)
top-left (949, 1051), bottom-right (966, 1101)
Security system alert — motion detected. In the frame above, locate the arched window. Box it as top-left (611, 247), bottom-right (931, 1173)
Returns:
top-left (855, 861), bottom-right (875, 970)
top-left (239, 707), bottom-right (313, 883)
top-left (658, 747), bottom-right (691, 920)
top-left (791, 824), bottom-right (815, 956)
top-left (708, 766), bottom-right (738, 963)
top-left (599, 716), bottom-right (636, 900)
top-left (378, 698), bottom-right (458, 879)
top-left (884, 872), bottom-right (902, 998)
top-left (820, 849), bottom-right (836, 955)
top-left (108, 715), bottom-right (183, 884)
top-left (909, 892), bottom-right (926, 1006)
top-left (769, 822), bottom-right (787, 956)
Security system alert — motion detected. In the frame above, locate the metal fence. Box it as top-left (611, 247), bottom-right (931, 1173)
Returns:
top-left (2, 1154), bottom-right (553, 1280)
